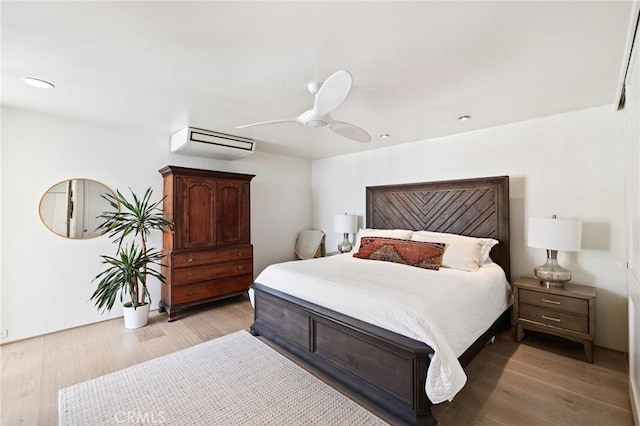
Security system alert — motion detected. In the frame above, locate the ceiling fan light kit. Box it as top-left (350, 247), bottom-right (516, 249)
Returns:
top-left (306, 120), bottom-right (327, 128)
top-left (237, 70), bottom-right (371, 143)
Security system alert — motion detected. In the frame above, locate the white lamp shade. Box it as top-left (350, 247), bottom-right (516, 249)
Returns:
top-left (334, 214), bottom-right (357, 233)
top-left (528, 217), bottom-right (582, 252)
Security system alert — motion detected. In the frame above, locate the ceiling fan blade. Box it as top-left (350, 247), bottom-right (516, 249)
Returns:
top-left (329, 120), bottom-right (371, 143)
top-left (236, 117), bottom-right (300, 129)
top-left (313, 70), bottom-right (352, 115)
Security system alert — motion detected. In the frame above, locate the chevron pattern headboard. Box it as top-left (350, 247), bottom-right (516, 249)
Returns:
top-left (366, 176), bottom-right (510, 280)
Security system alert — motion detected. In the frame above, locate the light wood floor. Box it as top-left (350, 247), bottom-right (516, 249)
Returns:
top-left (0, 295), bottom-right (633, 425)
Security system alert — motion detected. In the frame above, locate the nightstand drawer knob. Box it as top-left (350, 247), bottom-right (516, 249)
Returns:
top-left (542, 298), bottom-right (561, 305)
top-left (542, 315), bottom-right (561, 322)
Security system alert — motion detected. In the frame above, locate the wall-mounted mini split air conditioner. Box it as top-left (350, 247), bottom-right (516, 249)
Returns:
top-left (170, 127), bottom-right (255, 161)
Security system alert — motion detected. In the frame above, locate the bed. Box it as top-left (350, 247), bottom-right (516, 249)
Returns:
top-left (250, 175), bottom-right (511, 425)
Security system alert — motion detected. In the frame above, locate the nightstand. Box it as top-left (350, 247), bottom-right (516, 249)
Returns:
top-left (513, 277), bottom-right (596, 363)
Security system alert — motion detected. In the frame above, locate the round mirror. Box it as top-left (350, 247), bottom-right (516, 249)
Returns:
top-left (39, 179), bottom-right (117, 239)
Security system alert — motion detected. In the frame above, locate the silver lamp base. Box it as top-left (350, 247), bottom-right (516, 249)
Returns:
top-left (337, 233), bottom-right (353, 253)
top-left (534, 249), bottom-right (571, 287)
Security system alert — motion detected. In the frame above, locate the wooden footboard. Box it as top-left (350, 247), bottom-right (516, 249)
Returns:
top-left (251, 282), bottom-right (437, 425)
top-left (251, 282), bottom-right (511, 425)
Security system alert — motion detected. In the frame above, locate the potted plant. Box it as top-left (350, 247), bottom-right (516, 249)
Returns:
top-left (91, 187), bottom-right (171, 328)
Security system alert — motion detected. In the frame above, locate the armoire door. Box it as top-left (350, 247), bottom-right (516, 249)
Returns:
top-left (216, 179), bottom-right (250, 246)
top-left (176, 176), bottom-right (217, 248)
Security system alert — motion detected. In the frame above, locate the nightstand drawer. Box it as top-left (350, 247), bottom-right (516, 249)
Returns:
top-left (519, 304), bottom-right (588, 334)
top-left (519, 288), bottom-right (588, 315)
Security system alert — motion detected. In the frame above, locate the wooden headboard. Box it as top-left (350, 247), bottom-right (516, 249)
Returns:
top-left (366, 175), bottom-right (510, 280)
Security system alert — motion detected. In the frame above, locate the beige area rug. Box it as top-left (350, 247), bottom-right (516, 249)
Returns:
top-left (59, 330), bottom-right (387, 425)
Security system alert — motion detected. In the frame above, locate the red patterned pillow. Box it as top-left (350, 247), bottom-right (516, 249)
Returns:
top-left (353, 237), bottom-right (446, 270)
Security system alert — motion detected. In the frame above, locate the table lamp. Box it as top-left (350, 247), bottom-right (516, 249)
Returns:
top-left (528, 215), bottom-right (582, 287)
top-left (334, 213), bottom-right (357, 253)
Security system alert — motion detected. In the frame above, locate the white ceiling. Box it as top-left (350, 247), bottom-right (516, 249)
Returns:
top-left (1, 1), bottom-right (634, 160)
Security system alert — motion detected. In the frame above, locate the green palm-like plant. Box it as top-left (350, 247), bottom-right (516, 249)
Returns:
top-left (91, 188), bottom-right (172, 311)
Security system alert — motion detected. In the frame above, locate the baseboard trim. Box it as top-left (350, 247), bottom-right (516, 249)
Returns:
top-left (631, 379), bottom-right (640, 426)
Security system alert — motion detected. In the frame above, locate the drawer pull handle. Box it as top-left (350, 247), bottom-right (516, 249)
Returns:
top-left (237, 266), bottom-right (243, 270)
top-left (542, 298), bottom-right (561, 305)
top-left (542, 315), bottom-right (561, 322)
top-left (187, 258), bottom-right (194, 262)
top-left (237, 253), bottom-right (243, 257)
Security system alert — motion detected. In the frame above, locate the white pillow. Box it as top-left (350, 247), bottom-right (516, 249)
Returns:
top-left (411, 230), bottom-right (493, 272)
top-left (352, 228), bottom-right (414, 252)
top-left (479, 238), bottom-right (499, 265)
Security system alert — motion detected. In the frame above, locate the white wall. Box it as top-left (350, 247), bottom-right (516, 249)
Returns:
top-left (0, 106), bottom-right (312, 343)
top-left (312, 105), bottom-right (628, 352)
top-left (1, 104), bottom-right (629, 353)
top-left (622, 2), bottom-right (640, 420)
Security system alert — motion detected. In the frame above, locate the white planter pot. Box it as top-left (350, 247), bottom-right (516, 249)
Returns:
top-left (122, 303), bottom-right (150, 329)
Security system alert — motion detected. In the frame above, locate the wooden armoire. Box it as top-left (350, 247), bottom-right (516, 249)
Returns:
top-left (158, 166), bottom-right (255, 321)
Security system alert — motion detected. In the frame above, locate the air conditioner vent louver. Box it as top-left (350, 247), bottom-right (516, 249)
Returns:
top-left (170, 127), bottom-right (255, 161)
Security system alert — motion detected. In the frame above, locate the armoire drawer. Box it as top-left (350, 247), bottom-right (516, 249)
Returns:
top-left (171, 246), bottom-right (253, 268)
top-left (172, 259), bottom-right (253, 285)
top-left (171, 274), bottom-right (253, 304)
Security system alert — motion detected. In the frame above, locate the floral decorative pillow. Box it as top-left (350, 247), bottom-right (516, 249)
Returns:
top-left (353, 237), bottom-right (446, 270)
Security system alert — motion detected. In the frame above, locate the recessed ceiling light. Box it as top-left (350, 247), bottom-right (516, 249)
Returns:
top-left (458, 115), bottom-right (471, 121)
top-left (379, 133), bottom-right (390, 139)
top-left (22, 77), bottom-right (55, 89)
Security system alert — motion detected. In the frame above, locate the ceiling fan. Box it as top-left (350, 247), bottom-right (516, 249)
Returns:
top-left (236, 70), bottom-right (371, 143)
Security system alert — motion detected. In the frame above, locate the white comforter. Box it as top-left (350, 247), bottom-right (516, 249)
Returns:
top-left (250, 253), bottom-right (512, 404)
